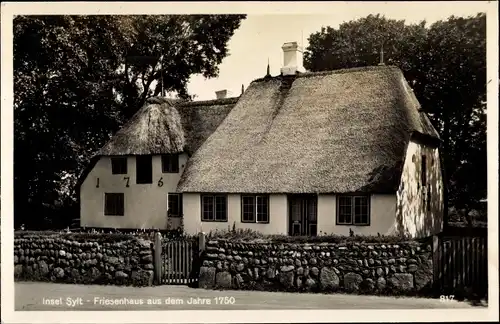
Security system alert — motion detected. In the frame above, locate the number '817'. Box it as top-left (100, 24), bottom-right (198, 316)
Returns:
top-left (440, 295), bottom-right (455, 302)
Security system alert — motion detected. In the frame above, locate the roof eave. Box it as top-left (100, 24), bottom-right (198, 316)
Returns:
top-left (410, 131), bottom-right (441, 148)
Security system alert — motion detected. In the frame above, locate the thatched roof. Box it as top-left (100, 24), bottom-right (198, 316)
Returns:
top-left (177, 65), bottom-right (440, 194)
top-left (177, 98), bottom-right (238, 154)
top-left (76, 96), bottom-right (235, 191)
top-left (99, 97), bottom-right (186, 155)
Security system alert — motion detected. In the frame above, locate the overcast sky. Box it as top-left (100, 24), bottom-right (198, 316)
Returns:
top-left (186, 2), bottom-right (486, 100)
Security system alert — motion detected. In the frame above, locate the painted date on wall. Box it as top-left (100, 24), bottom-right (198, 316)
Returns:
top-left (95, 177), bottom-right (167, 188)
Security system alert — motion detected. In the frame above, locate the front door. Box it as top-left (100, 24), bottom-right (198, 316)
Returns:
top-left (288, 194), bottom-right (318, 236)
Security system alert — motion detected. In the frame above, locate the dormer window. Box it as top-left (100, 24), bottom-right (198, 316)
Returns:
top-left (162, 154), bottom-right (179, 173)
top-left (111, 157), bottom-right (127, 174)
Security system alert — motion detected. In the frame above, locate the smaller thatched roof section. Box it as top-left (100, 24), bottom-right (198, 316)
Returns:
top-left (177, 98), bottom-right (238, 154)
top-left (99, 97), bottom-right (185, 155)
top-left (76, 96), bottom-right (237, 192)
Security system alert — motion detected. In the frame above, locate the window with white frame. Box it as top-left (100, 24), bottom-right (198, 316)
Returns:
top-left (201, 195), bottom-right (227, 222)
top-left (241, 195), bottom-right (269, 223)
top-left (336, 195), bottom-right (370, 225)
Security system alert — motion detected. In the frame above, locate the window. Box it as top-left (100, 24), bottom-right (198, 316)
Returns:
top-left (427, 189), bottom-right (431, 211)
top-left (111, 157), bottom-right (127, 174)
top-left (168, 193), bottom-right (182, 217)
top-left (336, 195), bottom-right (370, 225)
top-left (104, 193), bottom-right (124, 216)
top-left (337, 196), bottom-right (352, 224)
top-left (241, 195), bottom-right (269, 223)
top-left (136, 155), bottom-right (153, 184)
top-left (162, 154), bottom-right (179, 173)
top-left (201, 195), bottom-right (227, 222)
top-left (242, 196), bottom-right (255, 222)
top-left (421, 155), bottom-right (427, 187)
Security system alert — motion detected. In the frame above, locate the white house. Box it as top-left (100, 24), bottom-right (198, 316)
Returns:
top-left (78, 42), bottom-right (444, 238)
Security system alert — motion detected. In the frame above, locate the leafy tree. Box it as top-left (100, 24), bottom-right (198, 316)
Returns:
top-left (305, 13), bottom-right (487, 226)
top-left (14, 15), bottom-right (245, 228)
top-left (416, 14), bottom-right (486, 226)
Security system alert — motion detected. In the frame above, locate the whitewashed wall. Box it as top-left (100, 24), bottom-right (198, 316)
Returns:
top-left (80, 154), bottom-right (188, 229)
top-left (317, 194), bottom-right (398, 236)
top-left (396, 140), bottom-right (444, 238)
top-left (182, 193), bottom-right (397, 236)
top-left (182, 193), bottom-right (288, 235)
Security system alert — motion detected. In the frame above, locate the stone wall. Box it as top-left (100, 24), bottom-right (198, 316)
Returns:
top-left (14, 232), bottom-right (155, 286)
top-left (199, 240), bottom-right (434, 296)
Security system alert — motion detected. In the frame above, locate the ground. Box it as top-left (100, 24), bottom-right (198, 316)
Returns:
top-left (14, 282), bottom-right (480, 311)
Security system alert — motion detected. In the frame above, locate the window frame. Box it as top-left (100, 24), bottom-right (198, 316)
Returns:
top-left (162, 154), bottom-right (179, 173)
top-left (104, 193), bottom-right (125, 216)
top-left (168, 193), bottom-right (182, 218)
top-left (111, 157), bottom-right (128, 175)
top-left (336, 195), bottom-right (370, 226)
top-left (241, 195), bottom-right (270, 224)
top-left (201, 194), bottom-right (228, 222)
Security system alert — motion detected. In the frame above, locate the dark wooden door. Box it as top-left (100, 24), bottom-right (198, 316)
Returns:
top-left (288, 194), bottom-right (318, 236)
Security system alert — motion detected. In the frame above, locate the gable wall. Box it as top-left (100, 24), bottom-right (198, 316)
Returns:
top-left (396, 140), bottom-right (444, 238)
top-left (80, 154), bottom-right (188, 229)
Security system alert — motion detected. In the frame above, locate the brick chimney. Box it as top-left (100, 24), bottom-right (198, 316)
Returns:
top-left (280, 41), bottom-right (304, 76)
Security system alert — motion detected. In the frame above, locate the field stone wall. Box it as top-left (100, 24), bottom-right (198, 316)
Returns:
top-left (14, 232), bottom-right (155, 286)
top-left (199, 240), bottom-right (434, 296)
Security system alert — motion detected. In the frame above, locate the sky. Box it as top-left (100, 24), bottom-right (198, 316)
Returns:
top-left (186, 3), bottom-right (485, 101)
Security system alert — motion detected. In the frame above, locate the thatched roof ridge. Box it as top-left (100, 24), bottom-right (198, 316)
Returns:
top-left (252, 65), bottom-right (403, 83)
top-left (179, 97), bottom-right (239, 108)
top-left (99, 97), bottom-right (186, 155)
top-left (177, 65), bottom-right (440, 194)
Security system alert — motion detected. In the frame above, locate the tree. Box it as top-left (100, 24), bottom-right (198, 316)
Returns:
top-left (14, 15), bottom-right (245, 228)
top-left (417, 14), bottom-right (486, 226)
top-left (304, 13), bottom-right (487, 226)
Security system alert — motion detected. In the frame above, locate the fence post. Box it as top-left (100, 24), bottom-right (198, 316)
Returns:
top-left (432, 234), bottom-right (439, 290)
top-left (198, 232), bottom-right (206, 257)
top-left (154, 232), bottom-right (162, 285)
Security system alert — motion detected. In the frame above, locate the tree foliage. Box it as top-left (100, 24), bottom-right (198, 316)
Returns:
top-left (14, 15), bottom-right (245, 228)
top-left (305, 13), bottom-right (487, 223)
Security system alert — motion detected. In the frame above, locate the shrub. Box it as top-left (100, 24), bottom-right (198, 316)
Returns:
top-left (15, 230), bottom-right (138, 243)
top-left (15, 226), bottom-right (203, 246)
top-left (206, 228), bottom-right (426, 244)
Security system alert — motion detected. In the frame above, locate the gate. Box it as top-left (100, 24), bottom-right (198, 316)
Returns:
top-left (153, 233), bottom-right (203, 285)
top-left (434, 234), bottom-right (488, 298)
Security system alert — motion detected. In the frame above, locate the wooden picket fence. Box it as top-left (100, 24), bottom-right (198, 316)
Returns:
top-left (434, 234), bottom-right (488, 298)
top-left (153, 232), bottom-right (205, 285)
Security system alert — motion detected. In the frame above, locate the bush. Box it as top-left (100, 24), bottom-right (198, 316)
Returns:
top-left (205, 228), bottom-right (424, 244)
top-left (15, 227), bottom-right (194, 242)
top-left (15, 230), bottom-right (138, 243)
